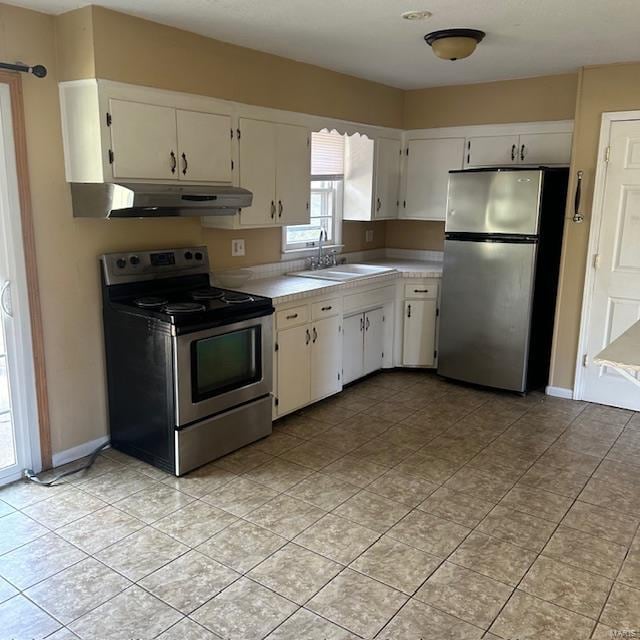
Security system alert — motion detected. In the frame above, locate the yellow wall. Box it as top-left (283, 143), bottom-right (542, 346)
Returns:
top-left (404, 74), bottom-right (579, 130)
top-left (0, 3), bottom-right (403, 455)
top-left (550, 62), bottom-right (640, 390)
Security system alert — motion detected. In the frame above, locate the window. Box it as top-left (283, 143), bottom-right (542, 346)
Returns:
top-left (284, 130), bottom-right (344, 252)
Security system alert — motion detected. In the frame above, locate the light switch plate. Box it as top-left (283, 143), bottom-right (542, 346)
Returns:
top-left (365, 230), bottom-right (374, 243)
top-left (232, 239), bottom-right (245, 256)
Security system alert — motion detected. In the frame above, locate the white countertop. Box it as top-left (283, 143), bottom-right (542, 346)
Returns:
top-left (594, 320), bottom-right (640, 373)
top-left (238, 259), bottom-right (443, 305)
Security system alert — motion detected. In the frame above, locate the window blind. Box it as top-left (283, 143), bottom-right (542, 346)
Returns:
top-left (311, 130), bottom-right (345, 177)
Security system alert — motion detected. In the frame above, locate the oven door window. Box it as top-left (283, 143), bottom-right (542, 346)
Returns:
top-left (192, 327), bottom-right (262, 401)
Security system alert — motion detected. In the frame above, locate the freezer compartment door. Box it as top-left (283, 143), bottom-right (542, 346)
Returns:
top-left (437, 239), bottom-right (537, 392)
top-left (446, 170), bottom-right (543, 235)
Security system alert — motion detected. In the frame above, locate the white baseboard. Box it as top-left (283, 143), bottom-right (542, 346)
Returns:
top-left (545, 385), bottom-right (574, 400)
top-left (52, 435), bottom-right (110, 468)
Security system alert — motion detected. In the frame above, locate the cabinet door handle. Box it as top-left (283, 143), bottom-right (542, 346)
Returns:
top-left (181, 152), bottom-right (188, 175)
top-left (407, 304), bottom-right (412, 318)
top-left (413, 289), bottom-right (429, 293)
top-left (520, 144), bottom-right (526, 161)
top-left (312, 327), bottom-right (317, 343)
top-left (511, 144), bottom-right (517, 161)
top-left (305, 328), bottom-right (311, 345)
top-left (376, 198), bottom-right (381, 212)
top-left (365, 316), bottom-right (370, 331)
top-left (321, 305), bottom-right (332, 311)
top-left (0, 280), bottom-right (12, 318)
top-left (573, 170), bottom-right (584, 223)
top-left (286, 313), bottom-right (298, 320)
top-left (270, 201), bottom-right (276, 219)
top-left (278, 200), bottom-right (283, 218)
top-left (170, 151), bottom-right (177, 174)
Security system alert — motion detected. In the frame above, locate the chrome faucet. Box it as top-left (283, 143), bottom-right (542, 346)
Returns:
top-left (317, 229), bottom-right (326, 263)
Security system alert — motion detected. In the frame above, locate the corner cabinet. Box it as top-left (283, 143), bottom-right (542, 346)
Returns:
top-left (400, 120), bottom-right (573, 221)
top-left (59, 80), bottom-right (234, 184)
top-left (344, 136), bottom-right (401, 221)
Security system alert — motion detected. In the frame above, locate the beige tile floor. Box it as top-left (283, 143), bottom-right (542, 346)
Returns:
top-left (1, 370), bottom-right (640, 639)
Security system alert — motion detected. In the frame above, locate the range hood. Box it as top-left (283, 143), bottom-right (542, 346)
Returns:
top-left (70, 182), bottom-right (253, 218)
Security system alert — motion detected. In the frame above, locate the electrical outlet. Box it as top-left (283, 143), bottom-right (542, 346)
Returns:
top-left (232, 239), bottom-right (245, 257)
top-left (365, 229), bottom-right (374, 243)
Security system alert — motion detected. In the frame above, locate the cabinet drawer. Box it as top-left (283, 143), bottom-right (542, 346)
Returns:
top-left (404, 282), bottom-right (438, 299)
top-left (276, 305), bottom-right (308, 329)
top-left (311, 298), bottom-right (342, 320)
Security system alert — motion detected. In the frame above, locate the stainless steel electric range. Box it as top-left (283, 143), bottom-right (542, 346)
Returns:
top-left (100, 246), bottom-right (274, 476)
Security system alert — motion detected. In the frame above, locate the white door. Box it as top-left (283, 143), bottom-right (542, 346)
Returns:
top-left (582, 119), bottom-right (640, 410)
top-left (402, 300), bottom-right (437, 367)
top-left (276, 123), bottom-right (310, 225)
top-left (402, 138), bottom-right (465, 221)
top-left (342, 313), bottom-right (364, 384)
top-left (176, 109), bottom-right (232, 183)
top-left (0, 84), bottom-right (39, 484)
top-left (276, 324), bottom-right (311, 415)
top-left (311, 315), bottom-right (342, 401)
top-left (518, 132), bottom-right (572, 166)
top-left (374, 138), bottom-right (400, 220)
top-left (363, 307), bottom-right (385, 375)
top-left (108, 99), bottom-right (178, 180)
top-left (239, 118), bottom-right (277, 226)
top-left (465, 135), bottom-right (519, 168)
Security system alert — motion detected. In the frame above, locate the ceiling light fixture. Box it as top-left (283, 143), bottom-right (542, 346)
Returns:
top-left (401, 10), bottom-right (432, 21)
top-left (424, 28), bottom-right (485, 61)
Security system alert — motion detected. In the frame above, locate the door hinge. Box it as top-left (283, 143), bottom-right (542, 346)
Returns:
top-left (275, 397), bottom-right (279, 407)
top-left (403, 200), bottom-right (406, 208)
top-left (275, 342), bottom-right (279, 352)
top-left (382, 315), bottom-right (385, 322)
top-left (307, 137), bottom-right (310, 147)
top-left (236, 128), bottom-right (241, 140)
top-left (583, 353), bottom-right (589, 367)
top-left (106, 112), bottom-right (112, 127)
top-left (108, 149), bottom-right (114, 164)
top-left (434, 349), bottom-right (438, 359)
top-left (405, 148), bottom-right (409, 156)
top-left (436, 308), bottom-right (440, 317)
top-left (593, 253), bottom-right (600, 270)
top-left (338, 372), bottom-right (341, 381)
top-left (382, 351), bottom-right (384, 358)
top-left (605, 146), bottom-right (610, 163)
top-left (231, 160), bottom-right (234, 171)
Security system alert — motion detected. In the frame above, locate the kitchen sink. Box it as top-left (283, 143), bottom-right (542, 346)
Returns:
top-left (289, 263), bottom-right (396, 281)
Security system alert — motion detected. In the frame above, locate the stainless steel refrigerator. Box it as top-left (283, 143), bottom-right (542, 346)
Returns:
top-left (437, 167), bottom-right (568, 393)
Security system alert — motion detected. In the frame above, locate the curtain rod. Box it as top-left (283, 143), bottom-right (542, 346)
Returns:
top-left (0, 62), bottom-right (47, 78)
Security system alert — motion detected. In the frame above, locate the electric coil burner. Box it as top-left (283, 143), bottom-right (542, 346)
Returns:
top-left (100, 246), bottom-right (274, 476)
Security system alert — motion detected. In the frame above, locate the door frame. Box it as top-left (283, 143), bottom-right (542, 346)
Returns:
top-left (574, 110), bottom-right (640, 400)
top-left (0, 71), bottom-right (52, 475)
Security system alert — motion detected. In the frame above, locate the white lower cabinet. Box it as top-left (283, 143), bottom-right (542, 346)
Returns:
top-left (310, 315), bottom-right (342, 400)
top-left (343, 308), bottom-right (385, 384)
top-left (275, 299), bottom-right (342, 417)
top-left (403, 300), bottom-right (437, 366)
top-left (276, 324), bottom-right (311, 415)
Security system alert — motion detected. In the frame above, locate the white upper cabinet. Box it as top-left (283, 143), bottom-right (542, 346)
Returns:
top-left (238, 118), bottom-right (277, 226)
top-left (238, 118), bottom-right (310, 228)
top-left (275, 123), bottom-right (311, 226)
top-left (401, 137), bottom-right (465, 221)
top-left (518, 132), bottom-right (572, 165)
top-left (374, 138), bottom-right (401, 219)
top-left (176, 109), bottom-right (232, 183)
top-left (108, 100), bottom-right (178, 181)
top-left (344, 136), bottom-right (401, 221)
top-left (465, 134), bottom-right (520, 168)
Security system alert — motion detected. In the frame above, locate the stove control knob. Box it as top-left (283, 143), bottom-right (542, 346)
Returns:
top-left (195, 252), bottom-right (203, 261)
top-left (116, 258), bottom-right (127, 269)
top-left (184, 251), bottom-right (193, 260)
top-left (129, 255), bottom-right (140, 266)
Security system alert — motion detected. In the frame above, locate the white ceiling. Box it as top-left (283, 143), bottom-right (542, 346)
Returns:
top-left (13, 0), bottom-right (640, 89)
